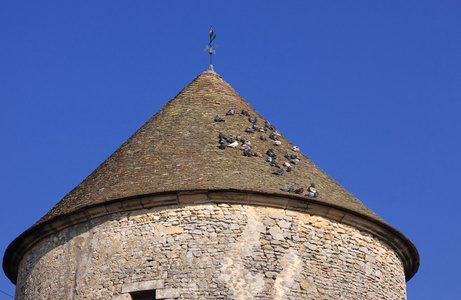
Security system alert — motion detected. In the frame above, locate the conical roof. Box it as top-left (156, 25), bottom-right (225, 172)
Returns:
top-left (35, 71), bottom-right (384, 226)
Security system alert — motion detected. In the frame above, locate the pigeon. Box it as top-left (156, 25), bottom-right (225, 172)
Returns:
top-left (218, 132), bottom-right (227, 139)
top-left (292, 146), bottom-right (300, 152)
top-left (219, 138), bottom-right (226, 144)
top-left (218, 143), bottom-right (226, 149)
top-left (274, 141), bottom-right (282, 146)
top-left (259, 127), bottom-right (265, 132)
top-left (272, 168), bottom-right (284, 176)
top-left (244, 140), bottom-right (251, 146)
top-left (214, 115), bottom-right (225, 122)
top-left (243, 149), bottom-right (252, 157)
top-left (266, 149), bottom-right (276, 157)
top-left (306, 183), bottom-right (319, 198)
top-left (249, 116), bottom-right (258, 123)
top-left (290, 154), bottom-right (298, 160)
top-left (266, 156), bottom-right (273, 163)
top-left (294, 187), bottom-right (304, 194)
top-left (288, 186), bottom-right (295, 193)
top-left (291, 158), bottom-right (300, 165)
top-left (260, 134), bottom-right (267, 141)
top-left (265, 121), bottom-right (274, 130)
top-left (226, 109), bottom-right (235, 115)
top-left (269, 132), bottom-right (278, 140)
top-left (283, 162), bottom-right (291, 167)
top-left (240, 145), bottom-right (252, 150)
top-left (228, 141), bottom-right (238, 148)
top-left (241, 109), bottom-right (250, 116)
top-left (236, 135), bottom-right (244, 142)
top-left (286, 165), bottom-right (293, 172)
top-left (284, 152), bottom-right (290, 159)
top-left (270, 161), bottom-right (280, 168)
top-left (245, 127), bottom-right (254, 133)
top-left (306, 191), bottom-right (319, 198)
top-left (263, 127), bottom-right (269, 132)
top-left (281, 185), bottom-right (290, 192)
top-left (252, 123), bottom-right (259, 130)
top-left (254, 151), bottom-right (263, 157)
top-left (226, 137), bottom-right (235, 143)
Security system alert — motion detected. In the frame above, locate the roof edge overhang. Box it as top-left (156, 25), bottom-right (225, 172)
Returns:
top-left (3, 189), bottom-right (419, 284)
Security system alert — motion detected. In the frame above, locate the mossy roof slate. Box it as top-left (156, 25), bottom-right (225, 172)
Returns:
top-left (35, 72), bottom-right (385, 226)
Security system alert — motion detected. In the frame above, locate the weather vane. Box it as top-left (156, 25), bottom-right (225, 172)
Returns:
top-left (205, 26), bottom-right (218, 65)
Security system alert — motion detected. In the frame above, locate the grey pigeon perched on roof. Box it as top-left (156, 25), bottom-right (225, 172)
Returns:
top-left (266, 149), bottom-right (276, 158)
top-left (306, 183), bottom-right (319, 198)
top-left (272, 168), bottom-right (284, 176)
top-left (281, 185), bottom-right (291, 192)
top-left (243, 149), bottom-right (252, 157)
top-left (218, 132), bottom-right (227, 139)
top-left (306, 191), bottom-right (319, 198)
top-left (252, 124), bottom-right (259, 130)
top-left (218, 143), bottom-right (226, 149)
top-left (294, 187), bottom-right (304, 194)
top-left (214, 115), bottom-right (225, 122)
top-left (291, 158), bottom-right (300, 165)
top-left (226, 109), bottom-right (235, 115)
top-left (270, 161), bottom-right (280, 168)
top-left (260, 134), bottom-right (267, 141)
top-left (241, 109), bottom-right (250, 116)
top-left (226, 137), bottom-right (235, 143)
top-left (245, 127), bottom-right (254, 133)
top-left (236, 135), bottom-right (244, 142)
top-left (266, 156), bottom-right (273, 163)
top-left (286, 165), bottom-right (292, 172)
top-left (249, 116), bottom-right (257, 123)
top-left (288, 186), bottom-right (295, 193)
top-left (269, 132), bottom-right (278, 140)
top-left (265, 120), bottom-right (274, 130)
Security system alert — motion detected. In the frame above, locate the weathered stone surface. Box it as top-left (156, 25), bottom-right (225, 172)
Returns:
top-left (15, 204), bottom-right (407, 299)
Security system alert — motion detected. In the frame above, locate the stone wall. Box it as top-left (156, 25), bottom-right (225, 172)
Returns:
top-left (16, 204), bottom-right (406, 299)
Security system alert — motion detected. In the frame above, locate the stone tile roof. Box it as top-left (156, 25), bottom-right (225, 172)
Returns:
top-left (35, 72), bottom-right (385, 226)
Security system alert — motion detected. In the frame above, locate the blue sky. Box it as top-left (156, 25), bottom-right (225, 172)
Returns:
top-left (1, 1), bottom-right (460, 299)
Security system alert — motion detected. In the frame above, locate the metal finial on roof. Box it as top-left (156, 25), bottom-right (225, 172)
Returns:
top-left (204, 26), bottom-right (218, 70)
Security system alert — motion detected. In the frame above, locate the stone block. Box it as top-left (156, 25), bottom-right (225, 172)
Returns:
top-left (163, 226), bottom-right (184, 235)
top-left (156, 288), bottom-right (180, 299)
top-left (121, 279), bottom-right (164, 293)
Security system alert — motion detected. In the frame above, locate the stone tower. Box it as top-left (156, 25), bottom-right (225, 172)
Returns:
top-left (3, 68), bottom-right (419, 299)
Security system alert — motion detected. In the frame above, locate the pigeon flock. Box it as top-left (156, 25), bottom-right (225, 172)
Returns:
top-left (214, 109), bottom-right (320, 199)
